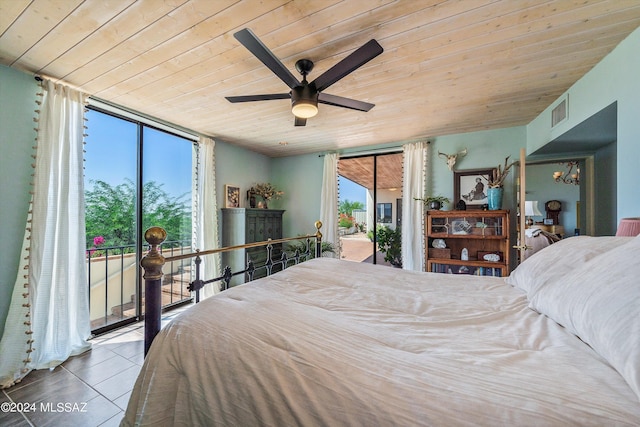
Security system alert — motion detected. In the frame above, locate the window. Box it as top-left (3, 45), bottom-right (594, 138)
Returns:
top-left (377, 203), bottom-right (392, 223)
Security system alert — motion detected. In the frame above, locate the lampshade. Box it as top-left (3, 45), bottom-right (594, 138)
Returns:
top-left (525, 200), bottom-right (542, 217)
top-left (615, 217), bottom-right (640, 237)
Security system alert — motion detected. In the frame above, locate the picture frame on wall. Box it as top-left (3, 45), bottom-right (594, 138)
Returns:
top-left (453, 168), bottom-right (494, 210)
top-left (224, 184), bottom-right (240, 208)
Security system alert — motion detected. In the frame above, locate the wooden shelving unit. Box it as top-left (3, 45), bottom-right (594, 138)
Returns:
top-left (425, 210), bottom-right (510, 277)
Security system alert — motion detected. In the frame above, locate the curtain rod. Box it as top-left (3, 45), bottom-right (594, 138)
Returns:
top-left (318, 140), bottom-right (430, 158)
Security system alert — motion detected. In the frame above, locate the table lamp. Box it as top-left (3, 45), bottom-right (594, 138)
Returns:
top-left (525, 200), bottom-right (542, 226)
top-left (615, 217), bottom-right (640, 236)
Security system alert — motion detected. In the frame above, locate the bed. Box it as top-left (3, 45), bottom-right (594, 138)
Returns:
top-left (122, 234), bottom-right (640, 426)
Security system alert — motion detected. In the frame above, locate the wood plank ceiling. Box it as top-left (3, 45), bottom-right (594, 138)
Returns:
top-left (1, 1), bottom-right (639, 158)
top-left (339, 153), bottom-right (404, 190)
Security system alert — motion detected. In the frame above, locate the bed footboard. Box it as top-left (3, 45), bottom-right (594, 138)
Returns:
top-left (140, 221), bottom-right (323, 354)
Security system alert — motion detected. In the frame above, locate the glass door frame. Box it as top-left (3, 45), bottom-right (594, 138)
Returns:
top-left (338, 150), bottom-right (402, 265)
top-left (86, 105), bottom-right (196, 335)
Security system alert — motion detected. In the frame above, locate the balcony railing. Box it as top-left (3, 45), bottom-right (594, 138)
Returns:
top-left (87, 239), bottom-right (192, 334)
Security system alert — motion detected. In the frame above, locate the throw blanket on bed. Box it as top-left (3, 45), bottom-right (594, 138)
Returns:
top-left (122, 258), bottom-right (640, 426)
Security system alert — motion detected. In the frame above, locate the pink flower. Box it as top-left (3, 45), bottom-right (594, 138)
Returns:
top-left (93, 236), bottom-right (105, 246)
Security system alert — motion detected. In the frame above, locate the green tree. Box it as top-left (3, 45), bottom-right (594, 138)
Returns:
top-left (339, 199), bottom-right (364, 216)
top-left (85, 179), bottom-right (191, 250)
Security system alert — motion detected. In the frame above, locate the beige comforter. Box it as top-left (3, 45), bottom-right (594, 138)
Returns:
top-left (122, 258), bottom-right (640, 426)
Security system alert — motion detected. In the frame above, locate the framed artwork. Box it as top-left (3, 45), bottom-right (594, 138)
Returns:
top-left (453, 168), bottom-right (494, 210)
top-left (224, 184), bottom-right (240, 208)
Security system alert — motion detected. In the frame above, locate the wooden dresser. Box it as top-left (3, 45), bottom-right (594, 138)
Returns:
top-left (221, 208), bottom-right (285, 286)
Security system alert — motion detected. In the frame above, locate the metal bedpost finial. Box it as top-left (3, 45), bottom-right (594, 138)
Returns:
top-left (141, 227), bottom-right (167, 280)
top-left (315, 220), bottom-right (323, 239)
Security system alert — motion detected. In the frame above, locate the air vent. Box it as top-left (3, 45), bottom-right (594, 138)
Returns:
top-left (551, 96), bottom-right (568, 127)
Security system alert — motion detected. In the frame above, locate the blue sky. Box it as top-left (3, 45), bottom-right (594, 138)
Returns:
top-left (85, 109), bottom-right (192, 198)
top-left (339, 176), bottom-right (366, 206)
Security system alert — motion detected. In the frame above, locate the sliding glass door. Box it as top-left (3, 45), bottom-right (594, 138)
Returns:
top-left (142, 127), bottom-right (193, 310)
top-left (85, 109), bottom-right (138, 333)
top-left (338, 152), bottom-right (403, 266)
top-left (85, 107), bottom-right (194, 334)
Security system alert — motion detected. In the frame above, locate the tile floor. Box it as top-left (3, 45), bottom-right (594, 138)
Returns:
top-left (1, 306), bottom-right (190, 427)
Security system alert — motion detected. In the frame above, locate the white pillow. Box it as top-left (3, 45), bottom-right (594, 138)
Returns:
top-left (505, 236), bottom-right (630, 296)
top-left (528, 235), bottom-right (640, 399)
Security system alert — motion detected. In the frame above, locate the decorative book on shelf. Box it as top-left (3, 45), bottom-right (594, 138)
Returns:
top-left (425, 209), bottom-right (511, 277)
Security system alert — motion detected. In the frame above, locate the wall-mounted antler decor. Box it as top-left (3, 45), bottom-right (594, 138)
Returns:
top-left (438, 148), bottom-right (467, 171)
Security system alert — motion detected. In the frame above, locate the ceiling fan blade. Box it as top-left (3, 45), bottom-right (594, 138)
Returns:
top-left (294, 116), bottom-right (307, 126)
top-left (312, 39), bottom-right (383, 92)
top-left (226, 93), bottom-right (290, 103)
top-left (318, 93), bottom-right (374, 112)
top-left (234, 28), bottom-right (300, 89)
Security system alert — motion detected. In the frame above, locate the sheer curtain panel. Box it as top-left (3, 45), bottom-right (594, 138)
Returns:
top-left (320, 153), bottom-right (339, 257)
top-left (193, 136), bottom-right (220, 298)
top-left (401, 142), bottom-right (428, 271)
top-left (0, 79), bottom-right (91, 388)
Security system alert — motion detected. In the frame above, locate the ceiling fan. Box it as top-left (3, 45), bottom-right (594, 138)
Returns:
top-left (225, 28), bottom-right (383, 126)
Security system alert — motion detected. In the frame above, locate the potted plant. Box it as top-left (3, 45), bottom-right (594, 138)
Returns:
top-left (415, 195), bottom-right (450, 210)
top-left (486, 156), bottom-right (517, 210)
top-left (286, 239), bottom-right (336, 258)
top-left (250, 182), bottom-right (284, 208)
top-left (376, 225), bottom-right (402, 267)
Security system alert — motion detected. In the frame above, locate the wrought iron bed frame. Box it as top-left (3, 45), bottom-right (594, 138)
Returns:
top-left (140, 221), bottom-right (323, 354)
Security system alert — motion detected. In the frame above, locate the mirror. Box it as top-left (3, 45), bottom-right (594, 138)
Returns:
top-left (525, 160), bottom-right (582, 237)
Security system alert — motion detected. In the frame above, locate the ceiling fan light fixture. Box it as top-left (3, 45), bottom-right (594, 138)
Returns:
top-left (291, 85), bottom-right (318, 118)
top-left (292, 101), bottom-right (318, 118)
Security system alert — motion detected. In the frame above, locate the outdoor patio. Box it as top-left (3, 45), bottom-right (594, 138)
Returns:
top-left (340, 232), bottom-right (391, 266)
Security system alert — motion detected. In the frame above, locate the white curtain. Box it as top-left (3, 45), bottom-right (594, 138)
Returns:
top-left (0, 79), bottom-right (91, 388)
top-left (401, 142), bottom-right (429, 271)
top-left (193, 136), bottom-right (220, 298)
top-left (320, 153), bottom-right (339, 257)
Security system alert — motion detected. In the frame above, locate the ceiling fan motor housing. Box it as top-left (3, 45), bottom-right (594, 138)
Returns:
top-left (291, 84), bottom-right (319, 118)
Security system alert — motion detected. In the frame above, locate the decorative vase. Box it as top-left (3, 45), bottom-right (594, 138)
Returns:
top-left (263, 200), bottom-right (268, 209)
top-left (428, 200), bottom-right (442, 210)
top-left (487, 187), bottom-right (503, 210)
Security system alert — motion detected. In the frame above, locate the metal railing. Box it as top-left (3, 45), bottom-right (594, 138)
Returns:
top-left (87, 239), bottom-right (192, 334)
